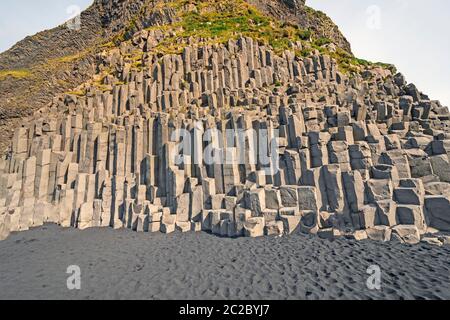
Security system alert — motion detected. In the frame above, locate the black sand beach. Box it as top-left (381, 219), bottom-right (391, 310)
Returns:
top-left (0, 225), bottom-right (448, 300)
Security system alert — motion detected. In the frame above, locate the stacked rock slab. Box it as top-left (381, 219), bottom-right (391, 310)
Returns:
top-left (1, 34), bottom-right (450, 244)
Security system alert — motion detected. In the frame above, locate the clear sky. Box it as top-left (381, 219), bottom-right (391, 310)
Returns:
top-left (0, 0), bottom-right (92, 52)
top-left (0, 0), bottom-right (449, 106)
top-left (307, 0), bottom-right (450, 107)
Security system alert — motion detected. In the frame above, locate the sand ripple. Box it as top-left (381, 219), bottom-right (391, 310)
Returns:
top-left (0, 225), bottom-right (448, 300)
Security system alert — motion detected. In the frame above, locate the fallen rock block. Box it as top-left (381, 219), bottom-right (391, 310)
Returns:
top-left (0, 213), bottom-right (11, 241)
top-left (134, 214), bottom-right (149, 232)
top-left (350, 230), bottom-right (368, 241)
top-left (161, 222), bottom-right (175, 234)
top-left (244, 217), bottom-right (265, 238)
top-left (424, 196), bottom-right (450, 231)
top-left (77, 202), bottom-right (94, 230)
top-left (279, 207), bottom-right (300, 216)
top-left (264, 188), bottom-right (281, 210)
top-left (246, 189), bottom-right (266, 215)
top-left (370, 165), bottom-right (399, 183)
top-left (279, 186), bottom-right (298, 208)
top-left (366, 226), bottom-right (392, 242)
top-left (176, 221), bottom-right (191, 233)
top-left (227, 221), bottom-right (237, 238)
top-left (394, 188), bottom-right (422, 205)
top-left (421, 237), bottom-right (443, 247)
top-left (440, 235), bottom-right (450, 245)
top-left (430, 155), bottom-right (450, 182)
top-left (317, 228), bottom-right (341, 240)
top-left (375, 200), bottom-right (397, 226)
top-left (391, 225), bottom-right (421, 244)
top-left (264, 221), bottom-right (284, 236)
top-left (319, 211), bottom-right (336, 228)
top-left (148, 222), bottom-right (161, 233)
top-left (219, 220), bottom-right (230, 237)
top-left (359, 205), bottom-right (379, 229)
top-left (424, 182), bottom-right (450, 197)
top-left (191, 221), bottom-right (202, 232)
top-left (262, 209), bottom-right (278, 223)
top-left (34, 201), bottom-right (50, 228)
top-left (299, 211), bottom-right (319, 234)
top-left (9, 208), bottom-right (21, 232)
top-left (395, 205), bottom-right (426, 230)
top-left (234, 207), bottom-right (251, 237)
top-left (366, 179), bottom-right (394, 202)
top-left (280, 215), bottom-right (301, 235)
top-left (297, 186), bottom-right (318, 211)
top-left (161, 215), bottom-right (176, 234)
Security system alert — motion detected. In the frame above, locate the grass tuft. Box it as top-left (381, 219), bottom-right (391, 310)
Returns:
top-left (0, 69), bottom-right (32, 81)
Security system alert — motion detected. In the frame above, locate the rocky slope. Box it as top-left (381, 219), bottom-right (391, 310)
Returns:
top-left (0, 0), bottom-right (350, 153)
top-left (0, 0), bottom-right (449, 245)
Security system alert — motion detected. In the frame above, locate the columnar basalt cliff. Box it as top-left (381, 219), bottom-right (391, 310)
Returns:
top-left (0, 0), bottom-right (449, 245)
top-left (0, 0), bottom-right (350, 153)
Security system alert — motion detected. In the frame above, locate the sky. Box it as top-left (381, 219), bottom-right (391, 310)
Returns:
top-left (307, 0), bottom-right (450, 106)
top-left (0, 0), bottom-right (449, 106)
top-left (0, 0), bottom-right (92, 52)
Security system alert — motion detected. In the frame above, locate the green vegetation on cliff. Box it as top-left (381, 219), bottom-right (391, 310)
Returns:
top-left (151, 0), bottom-right (395, 74)
top-left (143, 0), bottom-right (311, 55)
top-left (110, 0), bottom-right (396, 76)
top-left (0, 69), bottom-right (32, 81)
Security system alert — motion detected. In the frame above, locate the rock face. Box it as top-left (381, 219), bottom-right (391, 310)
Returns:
top-left (0, 0), bottom-right (350, 154)
top-left (0, 1), bottom-right (449, 244)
